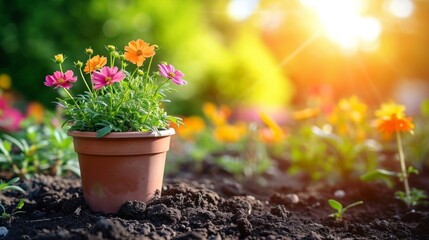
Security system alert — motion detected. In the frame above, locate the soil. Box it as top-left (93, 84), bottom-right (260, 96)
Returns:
top-left (1, 162), bottom-right (429, 240)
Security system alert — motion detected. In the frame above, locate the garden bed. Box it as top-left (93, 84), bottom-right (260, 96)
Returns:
top-left (1, 162), bottom-right (428, 240)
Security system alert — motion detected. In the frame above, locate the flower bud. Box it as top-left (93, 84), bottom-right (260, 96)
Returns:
top-left (74, 61), bottom-right (83, 68)
top-left (113, 51), bottom-right (120, 59)
top-left (85, 48), bottom-right (94, 55)
top-left (106, 45), bottom-right (116, 51)
top-left (120, 54), bottom-right (126, 61)
top-left (54, 54), bottom-right (64, 64)
top-left (137, 70), bottom-right (144, 76)
top-left (153, 44), bottom-right (159, 49)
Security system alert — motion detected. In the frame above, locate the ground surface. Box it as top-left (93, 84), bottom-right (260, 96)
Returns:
top-left (1, 163), bottom-right (429, 240)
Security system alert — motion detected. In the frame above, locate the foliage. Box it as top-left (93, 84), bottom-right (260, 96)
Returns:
top-left (362, 102), bottom-right (427, 207)
top-left (171, 103), bottom-right (272, 180)
top-left (0, 177), bottom-right (25, 220)
top-left (284, 96), bottom-right (381, 183)
top-left (0, 118), bottom-right (78, 178)
top-left (328, 199), bottom-right (364, 221)
top-left (45, 40), bottom-right (186, 137)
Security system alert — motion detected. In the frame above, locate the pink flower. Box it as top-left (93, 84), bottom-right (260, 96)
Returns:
top-left (44, 70), bottom-right (77, 89)
top-left (158, 63), bottom-right (187, 85)
top-left (91, 66), bottom-right (125, 90)
top-left (0, 97), bottom-right (24, 132)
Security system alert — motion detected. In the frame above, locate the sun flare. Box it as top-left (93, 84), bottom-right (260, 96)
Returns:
top-left (300, 0), bottom-right (381, 51)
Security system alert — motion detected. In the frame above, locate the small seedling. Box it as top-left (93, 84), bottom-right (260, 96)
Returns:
top-left (1, 198), bottom-right (25, 219)
top-left (0, 177), bottom-right (25, 220)
top-left (328, 199), bottom-right (363, 221)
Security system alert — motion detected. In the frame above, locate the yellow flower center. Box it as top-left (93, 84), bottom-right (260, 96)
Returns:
top-left (168, 72), bottom-right (175, 78)
top-left (136, 50), bottom-right (143, 56)
top-left (105, 77), bottom-right (112, 82)
top-left (58, 78), bottom-right (65, 84)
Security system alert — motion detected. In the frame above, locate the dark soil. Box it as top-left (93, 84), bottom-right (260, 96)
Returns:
top-left (1, 163), bottom-right (429, 240)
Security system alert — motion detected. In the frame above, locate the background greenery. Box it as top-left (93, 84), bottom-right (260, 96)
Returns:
top-left (1, 0), bottom-right (428, 116)
top-left (0, 0), bottom-right (293, 116)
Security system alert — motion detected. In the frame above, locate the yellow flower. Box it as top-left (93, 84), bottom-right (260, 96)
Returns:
top-left (259, 112), bottom-right (285, 143)
top-left (0, 73), bottom-right (11, 90)
top-left (337, 96), bottom-right (367, 124)
top-left (292, 107), bottom-right (320, 121)
top-left (375, 102), bottom-right (405, 120)
top-left (54, 54), bottom-right (64, 64)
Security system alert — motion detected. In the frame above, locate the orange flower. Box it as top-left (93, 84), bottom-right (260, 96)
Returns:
top-left (175, 116), bottom-right (205, 140)
top-left (292, 107), bottom-right (320, 121)
top-left (202, 102), bottom-right (231, 126)
top-left (26, 102), bottom-right (45, 123)
top-left (84, 55), bottom-right (107, 73)
top-left (214, 123), bottom-right (247, 143)
top-left (377, 114), bottom-right (414, 136)
top-left (124, 39), bottom-right (155, 67)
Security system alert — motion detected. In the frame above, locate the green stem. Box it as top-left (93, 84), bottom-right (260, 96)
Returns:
top-left (343, 201), bottom-right (364, 212)
top-left (131, 66), bottom-right (139, 79)
top-left (63, 88), bottom-right (80, 110)
top-left (145, 56), bottom-right (154, 80)
top-left (59, 63), bottom-right (63, 73)
top-left (396, 131), bottom-right (411, 203)
top-left (78, 67), bottom-right (94, 96)
top-left (109, 85), bottom-right (114, 114)
top-left (154, 79), bottom-right (170, 96)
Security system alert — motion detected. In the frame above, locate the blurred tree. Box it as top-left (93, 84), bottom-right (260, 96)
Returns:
top-left (0, 0), bottom-right (294, 116)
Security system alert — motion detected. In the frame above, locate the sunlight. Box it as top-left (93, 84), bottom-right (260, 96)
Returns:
top-left (300, 0), bottom-right (381, 51)
top-left (227, 0), bottom-right (259, 21)
top-left (387, 0), bottom-right (414, 19)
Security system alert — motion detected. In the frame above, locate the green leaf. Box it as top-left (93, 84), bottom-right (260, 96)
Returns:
top-left (328, 199), bottom-right (343, 211)
top-left (16, 198), bottom-right (25, 210)
top-left (96, 125), bottom-right (113, 138)
top-left (360, 169), bottom-right (397, 188)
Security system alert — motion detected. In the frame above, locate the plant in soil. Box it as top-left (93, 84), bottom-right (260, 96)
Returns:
top-left (0, 120), bottom-right (78, 178)
top-left (0, 177), bottom-right (25, 219)
top-left (362, 102), bottom-right (427, 207)
top-left (328, 199), bottom-right (364, 221)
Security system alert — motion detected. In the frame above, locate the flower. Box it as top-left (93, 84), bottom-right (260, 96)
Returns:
top-left (124, 39), bottom-right (155, 67)
top-left (84, 55), bottom-right (107, 73)
top-left (377, 114), bottom-right (414, 136)
top-left (174, 116), bottom-right (205, 140)
top-left (375, 102), bottom-right (405, 120)
top-left (158, 63), bottom-right (187, 85)
top-left (45, 39), bottom-right (187, 137)
top-left (375, 102), bottom-right (414, 137)
top-left (91, 66), bottom-right (125, 90)
top-left (259, 112), bottom-right (285, 143)
top-left (44, 70), bottom-right (77, 89)
top-left (0, 96), bottom-right (24, 132)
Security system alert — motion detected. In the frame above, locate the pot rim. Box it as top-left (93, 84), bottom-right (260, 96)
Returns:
top-left (67, 128), bottom-right (175, 138)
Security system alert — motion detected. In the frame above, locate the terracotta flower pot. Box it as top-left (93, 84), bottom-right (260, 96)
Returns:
top-left (68, 129), bottom-right (175, 213)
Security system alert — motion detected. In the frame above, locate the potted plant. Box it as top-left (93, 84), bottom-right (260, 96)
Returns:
top-left (44, 39), bottom-right (187, 213)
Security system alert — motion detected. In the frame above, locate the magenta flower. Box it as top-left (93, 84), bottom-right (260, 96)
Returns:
top-left (44, 70), bottom-right (77, 89)
top-left (0, 97), bottom-right (24, 132)
top-left (158, 63), bottom-right (187, 85)
top-left (91, 66), bottom-right (125, 90)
